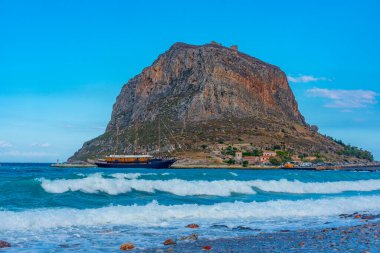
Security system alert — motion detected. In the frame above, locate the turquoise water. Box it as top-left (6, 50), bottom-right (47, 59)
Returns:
top-left (1, 163), bottom-right (380, 252)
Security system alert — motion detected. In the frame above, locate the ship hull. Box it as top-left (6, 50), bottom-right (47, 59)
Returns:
top-left (95, 159), bottom-right (176, 169)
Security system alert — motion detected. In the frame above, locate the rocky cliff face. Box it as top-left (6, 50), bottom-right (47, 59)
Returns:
top-left (69, 42), bottom-right (350, 162)
top-left (106, 42), bottom-right (305, 131)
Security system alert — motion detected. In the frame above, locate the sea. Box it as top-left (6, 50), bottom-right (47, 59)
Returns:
top-left (1, 163), bottom-right (380, 252)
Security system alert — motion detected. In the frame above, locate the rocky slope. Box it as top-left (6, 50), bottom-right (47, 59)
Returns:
top-left (69, 42), bottom-right (368, 163)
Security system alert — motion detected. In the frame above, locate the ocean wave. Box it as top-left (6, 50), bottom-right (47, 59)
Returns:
top-left (39, 174), bottom-right (380, 196)
top-left (251, 179), bottom-right (380, 194)
top-left (110, 172), bottom-right (156, 180)
top-left (39, 174), bottom-right (256, 196)
top-left (2, 195), bottom-right (380, 230)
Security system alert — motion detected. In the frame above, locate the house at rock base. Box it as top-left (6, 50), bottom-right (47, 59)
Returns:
top-left (243, 156), bottom-right (260, 165)
top-left (263, 151), bottom-right (276, 157)
top-left (260, 151), bottom-right (277, 164)
top-left (235, 152), bottom-right (243, 163)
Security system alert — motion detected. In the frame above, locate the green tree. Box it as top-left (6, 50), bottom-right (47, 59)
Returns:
top-left (225, 159), bottom-right (236, 165)
top-left (243, 149), bottom-right (263, 157)
top-left (327, 136), bottom-right (373, 161)
top-left (312, 158), bottom-right (324, 163)
top-left (269, 157), bottom-right (282, 166)
top-left (276, 150), bottom-right (291, 162)
top-left (298, 153), bottom-right (308, 160)
top-left (222, 146), bottom-right (236, 156)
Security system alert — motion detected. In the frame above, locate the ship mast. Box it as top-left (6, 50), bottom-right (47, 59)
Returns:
top-left (158, 120), bottom-right (161, 156)
top-left (115, 125), bottom-right (119, 155)
top-left (134, 123), bottom-right (138, 154)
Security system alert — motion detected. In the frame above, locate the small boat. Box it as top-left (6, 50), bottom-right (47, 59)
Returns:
top-left (282, 163), bottom-right (295, 169)
top-left (95, 155), bottom-right (176, 169)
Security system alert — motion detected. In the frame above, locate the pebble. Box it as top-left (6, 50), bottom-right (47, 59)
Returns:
top-left (120, 243), bottom-right (135, 251)
top-left (163, 239), bottom-right (176, 246)
top-left (186, 223), bottom-right (199, 229)
top-left (202, 245), bottom-right (212, 250)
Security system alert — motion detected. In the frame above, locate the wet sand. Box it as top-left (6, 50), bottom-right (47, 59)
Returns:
top-left (140, 221), bottom-right (380, 252)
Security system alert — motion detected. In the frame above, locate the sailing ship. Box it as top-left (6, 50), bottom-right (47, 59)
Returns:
top-left (95, 155), bottom-right (176, 169)
top-left (95, 120), bottom-right (176, 169)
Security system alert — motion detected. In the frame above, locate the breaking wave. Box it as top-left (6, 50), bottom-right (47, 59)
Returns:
top-left (39, 174), bottom-right (256, 196)
top-left (39, 174), bottom-right (380, 196)
top-left (251, 179), bottom-right (380, 194)
top-left (110, 172), bottom-right (157, 179)
top-left (2, 195), bottom-right (380, 230)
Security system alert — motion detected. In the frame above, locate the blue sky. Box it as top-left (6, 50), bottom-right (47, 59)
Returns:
top-left (0, 0), bottom-right (379, 162)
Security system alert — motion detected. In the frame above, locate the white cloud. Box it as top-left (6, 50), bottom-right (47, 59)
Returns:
top-left (0, 140), bottom-right (12, 148)
top-left (307, 88), bottom-right (378, 108)
top-left (31, 143), bottom-right (51, 148)
top-left (288, 75), bottom-right (330, 83)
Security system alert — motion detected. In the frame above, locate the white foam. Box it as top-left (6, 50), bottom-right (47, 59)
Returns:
top-left (251, 179), bottom-right (380, 194)
top-left (2, 195), bottom-right (380, 230)
top-left (39, 175), bottom-right (380, 196)
top-left (110, 172), bottom-right (157, 180)
top-left (39, 174), bottom-right (256, 196)
top-left (110, 173), bottom-right (141, 179)
top-left (229, 172), bottom-right (238, 177)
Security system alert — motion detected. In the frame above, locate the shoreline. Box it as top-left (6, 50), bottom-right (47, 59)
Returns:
top-left (50, 162), bottom-right (380, 171)
top-left (140, 220), bottom-right (380, 252)
top-left (172, 162), bottom-right (380, 171)
top-left (171, 164), bottom-right (279, 170)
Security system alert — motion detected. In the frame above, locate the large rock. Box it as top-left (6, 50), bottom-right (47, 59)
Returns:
top-left (68, 42), bottom-right (353, 162)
